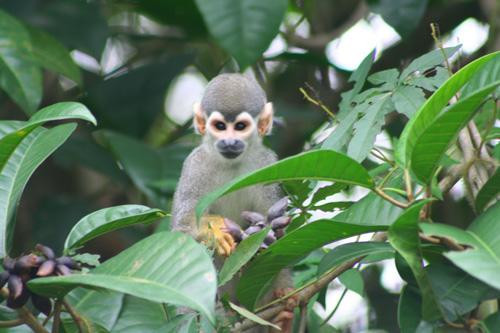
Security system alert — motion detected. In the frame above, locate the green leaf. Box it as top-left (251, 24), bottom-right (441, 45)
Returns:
top-left (338, 50), bottom-right (375, 118)
top-left (333, 191), bottom-right (404, 226)
top-left (196, 150), bottom-right (374, 219)
top-left (483, 313), bottom-right (500, 333)
top-left (322, 102), bottom-right (365, 151)
top-left (368, 68), bottom-right (399, 87)
top-left (64, 205), bottom-right (167, 251)
top-left (0, 123), bottom-right (76, 258)
top-left (218, 228), bottom-right (269, 287)
top-left (427, 263), bottom-right (500, 321)
top-left (388, 201), bottom-right (442, 321)
top-left (27, 26), bottom-right (82, 85)
top-left (28, 231), bottom-right (217, 324)
top-left (397, 51), bottom-right (499, 167)
top-left (0, 9), bottom-right (42, 114)
top-left (369, 0), bottom-right (428, 37)
top-left (476, 168), bottom-right (500, 212)
top-left (338, 269), bottom-right (364, 296)
top-left (0, 102), bottom-right (95, 173)
top-left (400, 46), bottom-right (461, 81)
top-left (195, 0), bottom-right (287, 69)
top-left (236, 220), bottom-right (387, 309)
top-left (411, 58), bottom-right (500, 183)
top-left (398, 285), bottom-right (422, 333)
top-left (419, 201), bottom-right (500, 291)
top-left (318, 242), bottom-right (394, 276)
top-left (347, 94), bottom-right (393, 161)
top-left (392, 85), bottom-right (426, 118)
top-left (228, 302), bottom-right (280, 330)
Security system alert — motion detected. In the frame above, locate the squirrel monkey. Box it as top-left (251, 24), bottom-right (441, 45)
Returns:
top-left (172, 74), bottom-right (294, 332)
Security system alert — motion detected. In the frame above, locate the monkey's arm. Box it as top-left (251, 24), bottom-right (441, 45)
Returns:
top-left (171, 149), bottom-right (235, 256)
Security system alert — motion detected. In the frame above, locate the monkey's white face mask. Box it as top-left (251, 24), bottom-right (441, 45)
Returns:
top-left (193, 102), bottom-right (274, 161)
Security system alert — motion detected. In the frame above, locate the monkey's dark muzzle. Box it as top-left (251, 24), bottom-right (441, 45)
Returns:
top-left (216, 139), bottom-right (245, 159)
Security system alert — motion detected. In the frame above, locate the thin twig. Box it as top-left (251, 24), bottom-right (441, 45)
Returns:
top-left (0, 288), bottom-right (49, 333)
top-left (299, 87), bottom-right (336, 119)
top-left (62, 300), bottom-right (84, 333)
top-left (52, 300), bottom-right (62, 333)
top-left (0, 318), bottom-right (24, 328)
top-left (298, 303), bottom-right (307, 333)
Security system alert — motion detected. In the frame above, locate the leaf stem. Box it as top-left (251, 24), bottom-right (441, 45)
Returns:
top-left (404, 169), bottom-right (414, 202)
top-left (373, 188), bottom-right (408, 208)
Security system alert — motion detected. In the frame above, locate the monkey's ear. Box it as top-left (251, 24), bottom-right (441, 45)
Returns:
top-left (193, 102), bottom-right (206, 135)
top-left (258, 102), bottom-right (273, 136)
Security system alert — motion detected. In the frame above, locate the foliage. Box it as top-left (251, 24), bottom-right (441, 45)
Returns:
top-left (0, 0), bottom-right (498, 332)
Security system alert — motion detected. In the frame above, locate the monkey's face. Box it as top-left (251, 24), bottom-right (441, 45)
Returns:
top-left (193, 102), bottom-right (274, 161)
top-left (206, 111), bottom-right (255, 159)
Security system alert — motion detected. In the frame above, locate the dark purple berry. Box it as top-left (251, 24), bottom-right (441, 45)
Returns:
top-left (267, 197), bottom-right (288, 222)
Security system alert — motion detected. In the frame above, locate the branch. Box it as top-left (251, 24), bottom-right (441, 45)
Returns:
top-left (232, 258), bottom-right (361, 331)
top-left (283, 3), bottom-right (367, 50)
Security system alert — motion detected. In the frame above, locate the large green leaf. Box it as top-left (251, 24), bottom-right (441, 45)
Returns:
top-left (0, 102), bottom-right (96, 172)
top-left (196, 150), bottom-right (374, 219)
top-left (27, 26), bottom-right (82, 85)
top-left (317, 242), bottom-right (394, 276)
top-left (388, 201), bottom-right (442, 321)
top-left (0, 9), bottom-right (42, 114)
top-left (476, 168), bottom-right (500, 212)
top-left (426, 264), bottom-right (500, 321)
top-left (195, 0), bottom-right (287, 69)
top-left (0, 123), bottom-right (76, 257)
top-left (29, 231), bottom-right (217, 324)
top-left (333, 191), bottom-right (404, 226)
top-left (218, 228), bottom-right (269, 286)
top-left (419, 201), bottom-right (500, 290)
top-left (397, 51), bottom-right (499, 167)
top-left (411, 56), bottom-right (500, 183)
top-left (64, 205), bottom-right (167, 251)
top-left (236, 220), bottom-right (387, 309)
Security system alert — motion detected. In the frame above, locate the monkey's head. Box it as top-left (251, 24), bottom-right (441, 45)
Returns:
top-left (193, 74), bottom-right (273, 160)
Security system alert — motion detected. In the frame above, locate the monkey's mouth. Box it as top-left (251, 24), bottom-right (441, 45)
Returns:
top-left (220, 151), bottom-right (242, 159)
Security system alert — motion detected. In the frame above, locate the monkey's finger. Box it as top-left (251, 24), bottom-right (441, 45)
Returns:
top-left (217, 239), bottom-right (232, 257)
top-left (271, 310), bottom-right (294, 333)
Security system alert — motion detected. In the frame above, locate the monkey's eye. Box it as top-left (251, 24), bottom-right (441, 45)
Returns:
top-left (214, 121), bottom-right (226, 131)
top-left (234, 122), bottom-right (247, 131)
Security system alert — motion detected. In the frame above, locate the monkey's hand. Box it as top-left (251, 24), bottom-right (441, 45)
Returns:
top-left (199, 215), bottom-right (236, 257)
top-left (271, 288), bottom-right (298, 333)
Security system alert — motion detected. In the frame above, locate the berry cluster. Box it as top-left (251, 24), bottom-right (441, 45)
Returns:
top-left (224, 197), bottom-right (291, 248)
top-left (0, 244), bottom-right (79, 315)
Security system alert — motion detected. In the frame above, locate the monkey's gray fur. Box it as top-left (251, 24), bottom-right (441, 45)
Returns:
top-left (171, 73), bottom-right (293, 332)
top-left (201, 73), bottom-right (266, 121)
